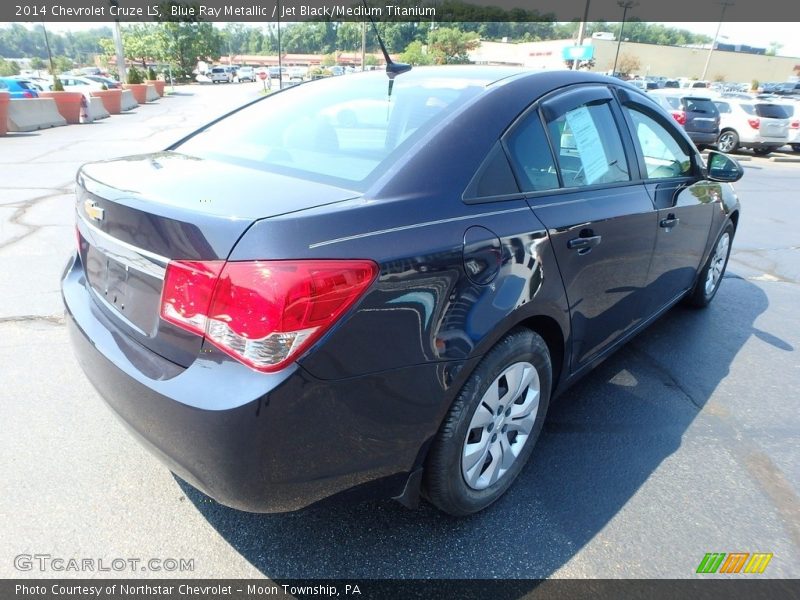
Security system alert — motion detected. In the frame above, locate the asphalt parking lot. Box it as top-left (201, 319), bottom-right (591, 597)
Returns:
top-left (1, 82), bottom-right (798, 580)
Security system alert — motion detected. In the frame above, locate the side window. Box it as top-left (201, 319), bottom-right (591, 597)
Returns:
top-left (546, 102), bottom-right (630, 188)
top-left (715, 101), bottom-right (731, 114)
top-left (625, 107), bottom-right (692, 179)
top-left (505, 111), bottom-right (559, 192)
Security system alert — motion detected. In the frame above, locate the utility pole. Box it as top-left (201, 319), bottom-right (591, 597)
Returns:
top-left (109, 0), bottom-right (127, 82)
top-left (361, 21), bottom-right (367, 71)
top-left (612, 1), bottom-right (637, 77)
top-left (573, 0), bottom-right (591, 70)
top-left (701, 1), bottom-right (734, 81)
top-left (41, 22), bottom-right (55, 76)
top-left (277, 0), bottom-right (282, 89)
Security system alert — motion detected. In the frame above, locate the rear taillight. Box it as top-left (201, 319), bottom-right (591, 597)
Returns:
top-left (160, 259), bottom-right (378, 372)
top-left (23, 91), bottom-right (33, 98)
top-left (748, 118), bottom-right (761, 129)
top-left (671, 110), bottom-right (686, 125)
top-left (791, 120), bottom-right (800, 129)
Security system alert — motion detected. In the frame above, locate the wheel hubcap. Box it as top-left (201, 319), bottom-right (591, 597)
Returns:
top-left (705, 232), bottom-right (730, 296)
top-left (461, 361), bottom-right (540, 490)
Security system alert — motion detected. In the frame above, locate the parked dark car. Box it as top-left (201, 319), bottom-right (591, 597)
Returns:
top-left (649, 92), bottom-right (721, 148)
top-left (62, 68), bottom-right (743, 516)
top-left (0, 77), bottom-right (39, 98)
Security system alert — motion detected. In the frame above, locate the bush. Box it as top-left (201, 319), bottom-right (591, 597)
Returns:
top-left (52, 77), bottom-right (65, 92)
top-left (147, 67), bottom-right (157, 81)
top-left (127, 66), bottom-right (143, 85)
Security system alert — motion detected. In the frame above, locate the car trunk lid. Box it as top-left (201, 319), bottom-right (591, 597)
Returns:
top-left (76, 151), bottom-right (359, 367)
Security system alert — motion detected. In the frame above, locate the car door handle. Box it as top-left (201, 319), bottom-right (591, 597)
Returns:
top-left (567, 235), bottom-right (602, 252)
top-left (660, 215), bottom-right (680, 229)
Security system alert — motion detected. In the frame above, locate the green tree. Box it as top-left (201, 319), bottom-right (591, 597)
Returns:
top-left (399, 41), bottom-right (434, 66)
top-left (427, 27), bottom-right (479, 64)
top-left (0, 57), bottom-right (20, 76)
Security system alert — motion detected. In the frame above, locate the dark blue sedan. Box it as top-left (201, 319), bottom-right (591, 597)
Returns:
top-left (62, 67), bottom-right (743, 516)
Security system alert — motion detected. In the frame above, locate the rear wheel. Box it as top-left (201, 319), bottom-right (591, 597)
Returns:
top-left (423, 328), bottom-right (551, 516)
top-left (791, 144), bottom-right (800, 153)
top-left (685, 222), bottom-right (734, 308)
top-left (716, 130), bottom-right (739, 153)
top-left (752, 148), bottom-right (772, 156)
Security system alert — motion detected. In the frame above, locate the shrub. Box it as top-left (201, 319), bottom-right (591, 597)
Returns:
top-left (52, 77), bottom-right (65, 92)
top-left (147, 67), bottom-right (157, 81)
top-left (127, 66), bottom-right (143, 85)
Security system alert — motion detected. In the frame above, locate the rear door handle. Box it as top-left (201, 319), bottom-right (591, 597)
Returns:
top-left (567, 235), bottom-right (602, 253)
top-left (660, 215), bottom-right (680, 229)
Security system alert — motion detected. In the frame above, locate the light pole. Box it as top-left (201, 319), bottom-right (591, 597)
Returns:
top-left (701, 1), bottom-right (734, 81)
top-left (109, 0), bottom-right (127, 82)
top-left (612, 0), bottom-right (637, 77)
top-left (572, 0), bottom-right (591, 71)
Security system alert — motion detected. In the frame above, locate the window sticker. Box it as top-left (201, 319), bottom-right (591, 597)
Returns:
top-left (565, 106), bottom-right (609, 184)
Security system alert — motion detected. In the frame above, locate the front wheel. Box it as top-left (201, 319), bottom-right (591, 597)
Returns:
top-left (716, 130), bottom-right (739, 153)
top-left (752, 148), bottom-right (772, 156)
top-left (685, 222), bottom-right (734, 308)
top-left (792, 144), bottom-right (800, 153)
top-left (422, 328), bottom-right (551, 516)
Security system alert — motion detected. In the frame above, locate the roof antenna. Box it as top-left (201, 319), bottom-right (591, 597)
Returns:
top-left (361, 0), bottom-right (411, 99)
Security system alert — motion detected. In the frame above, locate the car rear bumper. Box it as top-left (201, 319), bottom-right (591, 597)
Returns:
top-left (62, 253), bottom-right (464, 512)
top-left (687, 131), bottom-right (719, 145)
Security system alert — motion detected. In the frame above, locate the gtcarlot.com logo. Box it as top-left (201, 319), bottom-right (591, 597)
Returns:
top-left (14, 554), bottom-right (195, 573)
top-left (696, 552), bottom-right (773, 574)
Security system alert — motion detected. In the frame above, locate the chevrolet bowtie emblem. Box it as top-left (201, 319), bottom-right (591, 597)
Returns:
top-left (84, 199), bottom-right (105, 222)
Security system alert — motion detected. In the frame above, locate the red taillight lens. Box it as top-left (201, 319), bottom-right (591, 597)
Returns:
top-left (791, 120), bottom-right (800, 129)
top-left (23, 91), bottom-right (34, 98)
top-left (671, 110), bottom-right (686, 125)
top-left (160, 259), bottom-right (378, 372)
top-left (748, 118), bottom-right (760, 129)
top-left (161, 260), bottom-right (225, 335)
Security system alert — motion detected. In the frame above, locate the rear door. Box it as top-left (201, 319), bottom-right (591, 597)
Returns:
top-left (504, 85), bottom-right (657, 372)
top-left (682, 96), bottom-right (720, 138)
top-left (617, 89), bottom-right (715, 312)
top-left (754, 103), bottom-right (790, 142)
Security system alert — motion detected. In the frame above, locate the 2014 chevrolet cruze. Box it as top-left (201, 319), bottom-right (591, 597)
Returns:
top-left (63, 67), bottom-right (742, 516)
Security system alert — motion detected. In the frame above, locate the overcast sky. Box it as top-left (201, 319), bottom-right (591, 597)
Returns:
top-left (21, 21), bottom-right (800, 60)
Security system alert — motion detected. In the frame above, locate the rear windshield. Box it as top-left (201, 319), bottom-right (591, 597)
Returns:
top-left (176, 72), bottom-right (487, 188)
top-left (755, 103), bottom-right (790, 119)
top-left (682, 97), bottom-right (718, 114)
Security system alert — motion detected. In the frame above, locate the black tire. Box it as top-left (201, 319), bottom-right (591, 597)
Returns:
top-left (685, 222), bottom-right (735, 308)
top-left (752, 148), bottom-right (772, 156)
top-left (422, 328), bottom-right (552, 516)
top-left (716, 130), bottom-right (739, 153)
top-left (792, 144), bottom-right (800, 153)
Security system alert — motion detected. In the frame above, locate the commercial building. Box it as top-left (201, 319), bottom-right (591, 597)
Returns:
top-left (470, 38), bottom-right (800, 83)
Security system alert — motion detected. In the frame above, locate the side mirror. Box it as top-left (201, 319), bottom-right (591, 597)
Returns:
top-left (706, 150), bottom-right (744, 182)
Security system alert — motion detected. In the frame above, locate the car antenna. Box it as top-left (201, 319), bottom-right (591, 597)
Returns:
top-left (360, 0), bottom-right (411, 100)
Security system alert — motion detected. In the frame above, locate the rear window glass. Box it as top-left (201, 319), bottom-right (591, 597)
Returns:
top-left (663, 96), bottom-right (681, 110)
top-left (682, 98), bottom-right (718, 114)
top-left (755, 104), bottom-right (790, 119)
top-left (176, 72), bottom-right (487, 188)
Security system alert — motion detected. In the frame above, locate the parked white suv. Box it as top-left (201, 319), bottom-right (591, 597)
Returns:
top-left (208, 67), bottom-right (231, 84)
top-left (236, 66), bottom-right (255, 82)
top-left (775, 99), bottom-right (800, 152)
top-left (713, 98), bottom-right (790, 155)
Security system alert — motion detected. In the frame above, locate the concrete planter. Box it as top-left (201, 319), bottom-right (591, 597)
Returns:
top-left (123, 83), bottom-right (149, 104)
top-left (146, 80), bottom-right (166, 97)
top-left (0, 92), bottom-right (9, 136)
top-left (39, 91), bottom-right (85, 124)
top-left (90, 88), bottom-right (123, 114)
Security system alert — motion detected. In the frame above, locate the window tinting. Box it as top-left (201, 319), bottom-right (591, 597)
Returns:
top-left (506, 112), bottom-right (559, 192)
top-left (683, 98), bottom-right (718, 115)
top-left (626, 108), bottom-right (692, 179)
top-left (755, 104), bottom-right (790, 119)
top-left (176, 73), bottom-right (487, 188)
top-left (546, 102), bottom-right (630, 188)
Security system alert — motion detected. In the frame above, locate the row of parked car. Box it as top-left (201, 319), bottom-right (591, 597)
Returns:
top-left (640, 88), bottom-right (800, 155)
top-left (0, 74), bottom-right (121, 98)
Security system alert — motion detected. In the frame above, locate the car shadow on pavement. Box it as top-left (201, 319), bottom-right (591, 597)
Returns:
top-left (178, 272), bottom-right (787, 579)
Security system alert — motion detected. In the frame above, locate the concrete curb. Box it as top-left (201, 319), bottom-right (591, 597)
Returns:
top-left (120, 89), bottom-right (138, 111)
